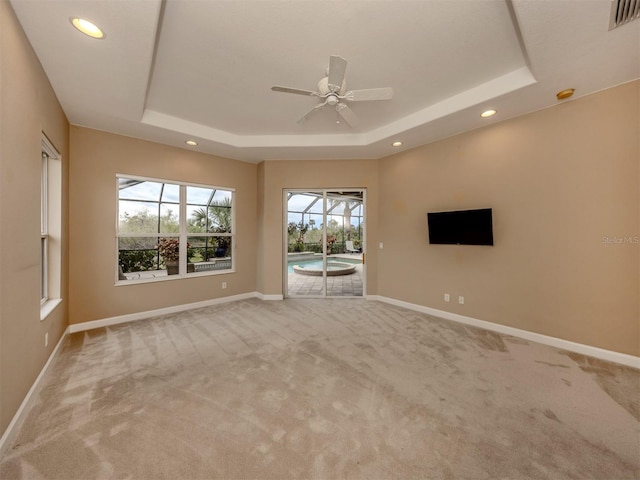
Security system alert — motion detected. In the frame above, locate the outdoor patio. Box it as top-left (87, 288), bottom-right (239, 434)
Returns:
top-left (287, 254), bottom-right (363, 297)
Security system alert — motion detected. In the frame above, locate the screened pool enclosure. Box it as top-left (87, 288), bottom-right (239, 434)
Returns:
top-left (287, 191), bottom-right (363, 254)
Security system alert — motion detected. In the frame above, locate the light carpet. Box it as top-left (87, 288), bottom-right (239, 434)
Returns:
top-left (1, 298), bottom-right (638, 479)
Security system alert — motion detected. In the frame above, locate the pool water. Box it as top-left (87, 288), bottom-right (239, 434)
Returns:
top-left (287, 257), bottom-right (361, 274)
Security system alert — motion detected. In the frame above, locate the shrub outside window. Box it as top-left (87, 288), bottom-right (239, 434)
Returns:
top-left (117, 176), bottom-right (234, 282)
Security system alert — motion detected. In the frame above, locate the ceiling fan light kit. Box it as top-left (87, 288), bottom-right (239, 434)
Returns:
top-left (271, 55), bottom-right (394, 128)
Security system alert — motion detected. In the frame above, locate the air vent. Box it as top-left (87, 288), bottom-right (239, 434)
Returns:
top-left (609, 0), bottom-right (640, 30)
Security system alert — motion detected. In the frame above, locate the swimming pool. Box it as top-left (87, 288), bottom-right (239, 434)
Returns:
top-left (287, 257), bottom-right (361, 274)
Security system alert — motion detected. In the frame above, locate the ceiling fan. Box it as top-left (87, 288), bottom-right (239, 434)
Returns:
top-left (271, 55), bottom-right (393, 128)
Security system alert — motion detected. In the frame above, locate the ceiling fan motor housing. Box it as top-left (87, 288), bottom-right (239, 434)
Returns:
top-left (317, 76), bottom-right (346, 96)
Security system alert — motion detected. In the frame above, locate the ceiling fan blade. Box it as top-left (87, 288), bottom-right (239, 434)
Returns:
top-left (344, 87), bottom-right (394, 102)
top-left (336, 103), bottom-right (359, 127)
top-left (297, 101), bottom-right (327, 124)
top-left (327, 55), bottom-right (347, 93)
top-left (271, 86), bottom-right (317, 96)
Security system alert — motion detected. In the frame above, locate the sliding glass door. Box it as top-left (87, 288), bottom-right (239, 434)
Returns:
top-left (284, 189), bottom-right (365, 298)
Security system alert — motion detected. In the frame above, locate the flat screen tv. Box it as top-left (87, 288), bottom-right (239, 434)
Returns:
top-left (427, 208), bottom-right (493, 245)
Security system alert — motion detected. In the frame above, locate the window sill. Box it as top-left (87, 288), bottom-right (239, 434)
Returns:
top-left (40, 298), bottom-right (62, 321)
top-left (115, 269), bottom-right (235, 286)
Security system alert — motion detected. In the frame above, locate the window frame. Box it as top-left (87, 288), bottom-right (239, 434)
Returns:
top-left (116, 174), bottom-right (235, 284)
top-left (40, 135), bottom-right (62, 320)
top-left (40, 151), bottom-right (48, 304)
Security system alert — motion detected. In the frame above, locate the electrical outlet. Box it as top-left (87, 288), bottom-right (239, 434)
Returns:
top-left (222, 282), bottom-right (227, 289)
top-left (444, 293), bottom-right (450, 302)
top-left (379, 242), bottom-right (384, 249)
top-left (458, 296), bottom-right (464, 305)
top-left (45, 332), bottom-right (48, 347)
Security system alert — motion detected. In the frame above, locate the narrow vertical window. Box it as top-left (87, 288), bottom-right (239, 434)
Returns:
top-left (40, 135), bottom-right (62, 319)
top-left (40, 152), bottom-right (48, 303)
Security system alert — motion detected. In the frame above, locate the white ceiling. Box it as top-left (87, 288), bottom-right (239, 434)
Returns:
top-left (9, 0), bottom-right (640, 163)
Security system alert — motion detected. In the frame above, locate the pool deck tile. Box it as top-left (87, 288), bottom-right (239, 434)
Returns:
top-left (287, 254), bottom-right (364, 297)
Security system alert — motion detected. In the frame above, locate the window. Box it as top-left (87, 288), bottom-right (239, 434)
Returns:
top-left (41, 152), bottom-right (48, 302)
top-left (41, 135), bottom-right (62, 319)
top-left (117, 175), bottom-right (234, 282)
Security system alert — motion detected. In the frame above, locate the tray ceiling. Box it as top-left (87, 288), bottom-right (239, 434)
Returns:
top-left (9, 0), bottom-right (640, 162)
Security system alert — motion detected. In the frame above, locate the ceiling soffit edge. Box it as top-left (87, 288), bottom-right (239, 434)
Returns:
top-left (141, 67), bottom-right (537, 150)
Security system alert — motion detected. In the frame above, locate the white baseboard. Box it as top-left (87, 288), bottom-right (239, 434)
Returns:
top-left (0, 325), bottom-right (70, 459)
top-left (367, 295), bottom-right (640, 369)
top-left (254, 293), bottom-right (284, 301)
top-left (69, 292), bottom-right (260, 333)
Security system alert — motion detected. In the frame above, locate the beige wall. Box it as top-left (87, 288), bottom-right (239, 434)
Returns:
top-left (378, 81), bottom-right (639, 356)
top-left (69, 127), bottom-right (258, 323)
top-left (258, 160), bottom-right (379, 296)
top-left (0, 0), bottom-right (70, 435)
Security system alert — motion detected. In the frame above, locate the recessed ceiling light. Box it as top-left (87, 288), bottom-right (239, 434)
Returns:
top-left (185, 140), bottom-right (198, 146)
top-left (70, 18), bottom-right (105, 39)
top-left (556, 88), bottom-right (575, 100)
top-left (480, 109), bottom-right (497, 118)
top-left (392, 141), bottom-right (403, 147)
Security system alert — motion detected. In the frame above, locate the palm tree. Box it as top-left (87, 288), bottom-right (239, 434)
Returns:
top-left (190, 197), bottom-right (232, 232)
top-left (190, 207), bottom-right (210, 232)
top-left (190, 198), bottom-right (232, 256)
top-left (210, 197), bottom-right (232, 232)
